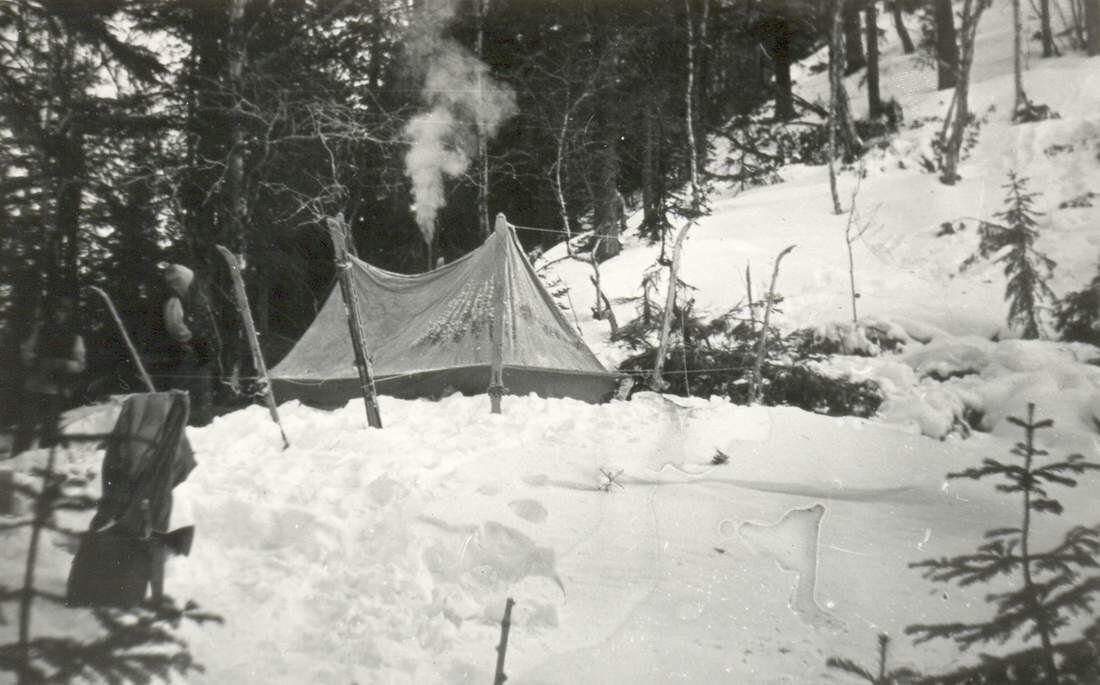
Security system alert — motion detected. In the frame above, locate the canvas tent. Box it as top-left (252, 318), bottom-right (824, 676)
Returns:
top-left (271, 216), bottom-right (623, 407)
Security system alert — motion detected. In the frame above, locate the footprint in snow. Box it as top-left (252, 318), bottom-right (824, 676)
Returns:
top-left (738, 503), bottom-right (843, 631)
top-left (508, 499), bottom-right (548, 523)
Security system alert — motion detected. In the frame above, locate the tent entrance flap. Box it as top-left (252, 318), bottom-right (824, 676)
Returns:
top-left (270, 218), bottom-right (624, 407)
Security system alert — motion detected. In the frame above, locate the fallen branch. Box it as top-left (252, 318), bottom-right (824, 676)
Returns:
top-left (651, 223), bottom-right (692, 391)
top-left (589, 276), bottom-right (618, 336)
top-left (493, 597), bottom-right (516, 685)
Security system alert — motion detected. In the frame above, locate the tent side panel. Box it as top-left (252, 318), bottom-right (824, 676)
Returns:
top-left (272, 366), bottom-right (621, 408)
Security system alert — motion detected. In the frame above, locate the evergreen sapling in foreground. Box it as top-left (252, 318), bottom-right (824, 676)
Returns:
top-left (0, 441), bottom-right (220, 683)
top-left (906, 404), bottom-right (1100, 683)
top-left (961, 173), bottom-right (1056, 339)
top-left (826, 633), bottom-right (921, 684)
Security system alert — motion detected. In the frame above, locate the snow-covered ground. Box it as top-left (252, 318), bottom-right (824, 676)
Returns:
top-left (2, 2), bottom-right (1100, 683)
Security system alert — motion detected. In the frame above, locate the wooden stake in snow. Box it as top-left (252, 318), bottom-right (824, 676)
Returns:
top-left (215, 245), bottom-right (289, 449)
top-left (489, 214), bottom-right (509, 414)
top-left (749, 245), bottom-right (795, 405)
top-left (651, 223), bottom-right (691, 391)
top-left (326, 215), bottom-right (382, 429)
top-left (88, 285), bottom-right (155, 393)
top-left (493, 597), bottom-right (516, 685)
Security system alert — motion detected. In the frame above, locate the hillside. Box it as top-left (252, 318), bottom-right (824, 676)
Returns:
top-left (2, 2), bottom-right (1099, 684)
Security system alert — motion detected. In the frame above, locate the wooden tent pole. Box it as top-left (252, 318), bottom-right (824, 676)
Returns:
top-left (215, 245), bottom-right (290, 448)
top-left (489, 213), bottom-right (509, 414)
top-left (326, 215), bottom-right (383, 429)
top-left (88, 285), bottom-right (156, 393)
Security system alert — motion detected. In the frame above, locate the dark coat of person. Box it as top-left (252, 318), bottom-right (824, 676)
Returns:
top-left (163, 264), bottom-right (221, 426)
top-left (67, 391), bottom-right (197, 608)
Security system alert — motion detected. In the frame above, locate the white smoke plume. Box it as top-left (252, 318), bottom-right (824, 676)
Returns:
top-left (404, 30), bottom-right (517, 247)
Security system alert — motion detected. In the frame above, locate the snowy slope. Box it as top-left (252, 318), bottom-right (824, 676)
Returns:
top-left (3, 3), bottom-right (1100, 684)
top-left (542, 0), bottom-right (1100, 362)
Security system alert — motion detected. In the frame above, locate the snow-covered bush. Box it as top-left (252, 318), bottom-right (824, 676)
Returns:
top-left (790, 320), bottom-right (911, 358)
top-left (618, 306), bottom-right (883, 418)
top-left (1054, 270), bottom-right (1100, 347)
top-left (713, 115), bottom-right (829, 190)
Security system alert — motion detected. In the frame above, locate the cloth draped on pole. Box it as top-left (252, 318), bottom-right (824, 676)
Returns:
top-left (67, 391), bottom-right (196, 607)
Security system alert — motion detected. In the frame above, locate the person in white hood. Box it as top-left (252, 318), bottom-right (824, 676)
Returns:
top-left (163, 264), bottom-right (220, 426)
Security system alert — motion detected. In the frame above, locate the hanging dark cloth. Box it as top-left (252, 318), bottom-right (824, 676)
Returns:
top-left (67, 391), bottom-right (197, 608)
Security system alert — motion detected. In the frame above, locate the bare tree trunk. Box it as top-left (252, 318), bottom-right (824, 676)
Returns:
top-left (684, 0), bottom-right (701, 210)
top-left (1039, 0), bottom-right (1055, 56)
top-left (589, 275), bottom-right (618, 335)
top-left (934, 0), bottom-right (959, 90)
top-left (553, 91), bottom-right (591, 255)
top-left (843, 0), bottom-right (866, 74)
top-left (773, 33), bottom-right (796, 121)
top-left (55, 126), bottom-right (85, 297)
top-left (891, 1), bottom-right (915, 53)
top-left (368, 4), bottom-right (384, 92)
top-left (830, 0), bottom-right (864, 161)
top-left (697, 0), bottom-right (712, 129)
top-left (223, 0), bottom-right (250, 389)
top-left (226, 0), bottom-right (248, 253)
top-left (642, 100), bottom-right (664, 241)
top-left (866, 0), bottom-right (882, 119)
top-left (1086, 0), bottom-right (1100, 55)
top-left (477, 0), bottom-right (491, 238)
top-left (941, 0), bottom-right (986, 185)
top-left (1068, 0), bottom-right (1086, 48)
top-left (828, 1), bottom-right (843, 215)
top-left (762, 17), bottom-right (796, 121)
top-left (1013, 0), bottom-right (1031, 114)
top-left (593, 111), bottom-right (622, 262)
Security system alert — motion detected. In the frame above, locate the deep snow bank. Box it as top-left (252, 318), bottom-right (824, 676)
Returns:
top-left (4, 391), bottom-right (1097, 683)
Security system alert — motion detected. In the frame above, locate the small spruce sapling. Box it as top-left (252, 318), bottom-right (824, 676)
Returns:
top-left (960, 173), bottom-right (1056, 339)
top-left (906, 404), bottom-right (1100, 684)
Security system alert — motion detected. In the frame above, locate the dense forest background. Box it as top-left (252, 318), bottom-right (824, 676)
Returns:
top-left (1, 0), bottom-right (1088, 412)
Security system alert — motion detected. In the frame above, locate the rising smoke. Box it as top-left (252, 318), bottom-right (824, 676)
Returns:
top-left (403, 9), bottom-right (517, 250)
